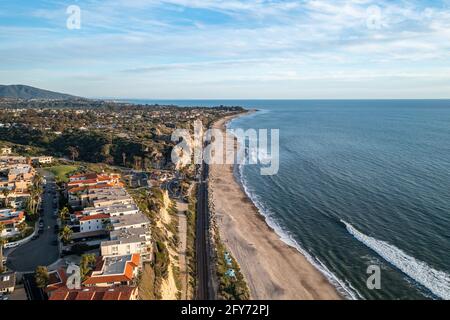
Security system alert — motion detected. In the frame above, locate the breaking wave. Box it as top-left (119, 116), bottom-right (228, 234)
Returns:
top-left (235, 162), bottom-right (362, 300)
top-left (342, 220), bottom-right (450, 300)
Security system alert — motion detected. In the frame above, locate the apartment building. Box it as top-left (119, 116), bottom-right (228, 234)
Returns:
top-left (101, 227), bottom-right (152, 262)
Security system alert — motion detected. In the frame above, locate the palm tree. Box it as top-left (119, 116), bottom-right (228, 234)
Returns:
top-left (59, 207), bottom-right (70, 221)
top-left (103, 220), bottom-right (113, 232)
top-left (80, 254), bottom-right (97, 280)
top-left (17, 222), bottom-right (27, 236)
top-left (1, 188), bottom-right (11, 207)
top-left (122, 152), bottom-right (127, 166)
top-left (26, 174), bottom-right (44, 219)
top-left (67, 146), bottom-right (79, 162)
top-left (59, 225), bottom-right (73, 245)
top-left (35, 266), bottom-right (49, 288)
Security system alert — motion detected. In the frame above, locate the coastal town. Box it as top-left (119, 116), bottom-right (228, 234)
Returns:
top-left (0, 98), bottom-right (249, 301)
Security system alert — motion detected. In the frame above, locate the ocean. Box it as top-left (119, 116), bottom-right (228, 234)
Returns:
top-left (126, 99), bottom-right (450, 300)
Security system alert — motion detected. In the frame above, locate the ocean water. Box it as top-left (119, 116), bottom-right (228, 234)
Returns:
top-left (130, 99), bottom-right (450, 300)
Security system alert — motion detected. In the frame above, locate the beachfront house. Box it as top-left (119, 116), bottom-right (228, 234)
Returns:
top-left (83, 254), bottom-right (140, 287)
top-left (101, 227), bottom-right (152, 262)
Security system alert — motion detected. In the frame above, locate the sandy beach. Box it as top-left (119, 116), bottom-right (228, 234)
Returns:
top-left (209, 112), bottom-right (343, 300)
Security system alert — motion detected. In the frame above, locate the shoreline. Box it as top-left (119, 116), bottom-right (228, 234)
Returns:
top-left (209, 111), bottom-right (343, 300)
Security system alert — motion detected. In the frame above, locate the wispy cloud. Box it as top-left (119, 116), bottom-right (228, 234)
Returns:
top-left (0, 0), bottom-right (449, 98)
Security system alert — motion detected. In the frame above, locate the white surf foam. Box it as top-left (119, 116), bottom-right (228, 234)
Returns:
top-left (235, 162), bottom-right (362, 300)
top-left (342, 220), bottom-right (450, 300)
top-left (227, 114), bottom-right (362, 300)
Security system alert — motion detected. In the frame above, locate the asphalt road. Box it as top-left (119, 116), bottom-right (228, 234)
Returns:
top-left (6, 171), bottom-right (60, 272)
top-left (196, 163), bottom-right (212, 300)
top-left (22, 272), bottom-right (47, 301)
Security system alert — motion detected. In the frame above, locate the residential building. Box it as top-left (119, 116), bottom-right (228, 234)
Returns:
top-left (111, 214), bottom-right (151, 231)
top-left (79, 214), bottom-right (110, 233)
top-left (82, 203), bottom-right (139, 218)
top-left (0, 164), bottom-right (35, 193)
top-left (48, 285), bottom-right (139, 300)
top-left (68, 173), bottom-right (122, 188)
top-left (46, 268), bottom-right (68, 293)
top-left (31, 156), bottom-right (53, 165)
top-left (0, 156), bottom-right (27, 164)
top-left (0, 209), bottom-right (25, 238)
top-left (0, 271), bottom-right (16, 294)
top-left (68, 186), bottom-right (132, 208)
top-left (101, 227), bottom-right (152, 261)
top-left (83, 254), bottom-right (140, 287)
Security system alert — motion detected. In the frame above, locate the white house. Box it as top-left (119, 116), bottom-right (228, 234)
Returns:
top-left (82, 204), bottom-right (139, 218)
top-left (79, 214), bottom-right (110, 233)
top-left (101, 227), bottom-right (152, 262)
top-left (0, 209), bottom-right (26, 238)
top-left (31, 156), bottom-right (53, 165)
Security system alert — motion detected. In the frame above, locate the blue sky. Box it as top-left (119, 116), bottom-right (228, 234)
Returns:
top-left (1, 0), bottom-right (450, 99)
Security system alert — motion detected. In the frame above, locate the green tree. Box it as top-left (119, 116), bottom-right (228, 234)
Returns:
top-left (59, 207), bottom-right (70, 221)
top-left (35, 266), bottom-right (49, 288)
top-left (80, 254), bottom-right (97, 280)
top-left (26, 175), bottom-right (43, 219)
top-left (1, 189), bottom-right (11, 207)
top-left (67, 146), bottom-right (79, 161)
top-left (59, 225), bottom-right (73, 245)
top-left (17, 221), bottom-right (27, 235)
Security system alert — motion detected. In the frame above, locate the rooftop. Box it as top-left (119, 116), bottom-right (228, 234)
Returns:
top-left (82, 254), bottom-right (140, 286)
top-left (49, 285), bottom-right (137, 300)
top-left (79, 213), bottom-right (110, 222)
top-left (111, 214), bottom-right (150, 229)
top-left (82, 203), bottom-right (138, 216)
top-left (0, 271), bottom-right (16, 290)
top-left (102, 227), bottom-right (150, 246)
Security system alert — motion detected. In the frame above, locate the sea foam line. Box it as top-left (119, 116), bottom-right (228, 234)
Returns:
top-left (236, 162), bottom-right (362, 300)
top-left (342, 220), bottom-right (450, 300)
top-left (226, 115), bottom-right (362, 300)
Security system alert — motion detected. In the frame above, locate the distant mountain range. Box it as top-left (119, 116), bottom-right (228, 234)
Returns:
top-left (0, 84), bottom-right (79, 100)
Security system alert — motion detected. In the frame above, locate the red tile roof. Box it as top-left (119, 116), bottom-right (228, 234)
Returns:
top-left (46, 268), bottom-right (68, 293)
top-left (70, 173), bottom-right (98, 180)
top-left (83, 254), bottom-right (140, 286)
top-left (49, 286), bottom-right (137, 300)
top-left (68, 184), bottom-right (116, 194)
top-left (79, 213), bottom-right (110, 222)
top-left (0, 211), bottom-right (25, 225)
top-left (68, 178), bottom-right (99, 186)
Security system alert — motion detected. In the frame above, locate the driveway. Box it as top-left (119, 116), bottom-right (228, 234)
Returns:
top-left (6, 171), bottom-right (60, 272)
